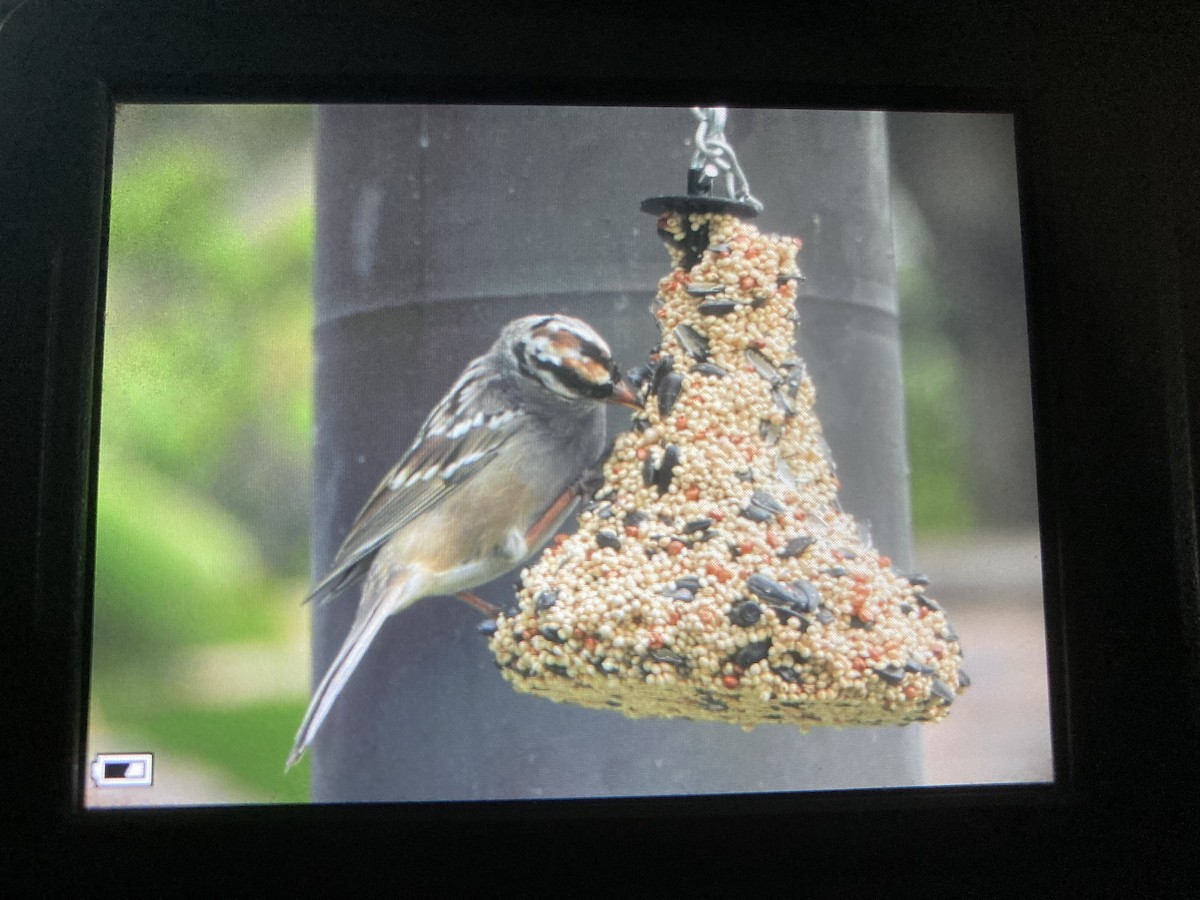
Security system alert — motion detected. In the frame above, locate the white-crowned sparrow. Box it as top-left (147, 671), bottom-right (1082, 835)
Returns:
top-left (287, 313), bottom-right (638, 768)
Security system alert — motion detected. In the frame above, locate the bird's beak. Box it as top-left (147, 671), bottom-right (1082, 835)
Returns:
top-left (607, 376), bottom-right (642, 409)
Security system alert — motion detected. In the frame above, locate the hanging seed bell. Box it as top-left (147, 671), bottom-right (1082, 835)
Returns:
top-left (489, 113), bottom-right (967, 731)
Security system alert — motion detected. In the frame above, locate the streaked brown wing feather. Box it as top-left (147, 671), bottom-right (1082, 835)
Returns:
top-left (306, 356), bottom-right (522, 604)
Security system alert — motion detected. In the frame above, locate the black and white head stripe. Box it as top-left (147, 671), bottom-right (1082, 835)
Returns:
top-left (511, 315), bottom-right (619, 401)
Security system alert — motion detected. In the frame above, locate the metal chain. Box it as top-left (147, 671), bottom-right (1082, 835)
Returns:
top-left (690, 107), bottom-right (764, 212)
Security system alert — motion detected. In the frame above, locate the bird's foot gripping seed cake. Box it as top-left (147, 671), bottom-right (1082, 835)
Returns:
top-left (489, 211), bottom-right (968, 729)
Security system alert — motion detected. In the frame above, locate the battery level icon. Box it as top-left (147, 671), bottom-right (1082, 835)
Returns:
top-left (91, 753), bottom-right (154, 787)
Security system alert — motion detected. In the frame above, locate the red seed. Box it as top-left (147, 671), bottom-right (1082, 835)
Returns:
top-left (879, 555), bottom-right (891, 568)
top-left (675, 416), bottom-right (688, 430)
top-left (722, 674), bottom-right (740, 688)
top-left (684, 485), bottom-right (701, 501)
top-left (739, 275), bottom-right (756, 290)
top-left (649, 632), bottom-right (664, 650)
top-left (705, 562), bottom-right (733, 583)
top-left (745, 247), bottom-right (761, 258)
top-left (584, 636), bottom-right (597, 651)
top-left (636, 447), bottom-right (649, 460)
top-left (667, 540), bottom-right (685, 556)
top-left (625, 525), bottom-right (640, 538)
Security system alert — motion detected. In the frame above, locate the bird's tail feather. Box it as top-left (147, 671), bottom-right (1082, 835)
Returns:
top-left (287, 566), bottom-right (422, 770)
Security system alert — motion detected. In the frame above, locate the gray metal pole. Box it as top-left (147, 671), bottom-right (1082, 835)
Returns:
top-left (311, 106), bottom-right (920, 801)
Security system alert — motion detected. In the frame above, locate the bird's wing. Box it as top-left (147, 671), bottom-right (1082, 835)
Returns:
top-left (305, 358), bottom-right (525, 606)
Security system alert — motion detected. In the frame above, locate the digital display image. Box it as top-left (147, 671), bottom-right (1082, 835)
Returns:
top-left (85, 105), bottom-right (1051, 806)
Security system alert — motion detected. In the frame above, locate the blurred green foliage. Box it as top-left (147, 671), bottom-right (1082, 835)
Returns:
top-left (93, 105), bottom-right (315, 803)
top-left (898, 266), bottom-right (978, 534)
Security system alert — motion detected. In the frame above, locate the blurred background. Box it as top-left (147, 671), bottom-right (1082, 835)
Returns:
top-left (86, 105), bottom-right (1051, 806)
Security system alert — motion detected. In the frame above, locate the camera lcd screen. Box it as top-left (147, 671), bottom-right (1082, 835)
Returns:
top-left (84, 104), bottom-right (1051, 807)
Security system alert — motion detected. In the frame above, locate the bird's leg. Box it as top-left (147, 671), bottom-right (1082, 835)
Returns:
top-left (454, 590), bottom-right (501, 617)
top-left (524, 458), bottom-right (610, 550)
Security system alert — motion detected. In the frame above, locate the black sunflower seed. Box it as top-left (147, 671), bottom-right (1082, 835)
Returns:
top-left (825, 566), bottom-right (849, 578)
top-left (905, 573), bottom-right (930, 586)
top-left (745, 348), bottom-right (781, 385)
top-left (776, 273), bottom-right (804, 284)
top-left (773, 666), bottom-right (803, 684)
top-left (693, 362), bottom-right (728, 378)
top-left (916, 593), bottom-right (942, 612)
top-left (685, 283), bottom-right (724, 296)
top-left (876, 665), bottom-right (906, 686)
top-left (729, 601), bottom-right (763, 626)
top-left (535, 590), bottom-right (559, 611)
top-left (627, 362), bottom-right (655, 391)
top-left (899, 603), bottom-right (914, 615)
top-left (477, 619), bottom-right (498, 636)
top-left (779, 536), bottom-right (815, 559)
top-left (771, 387), bottom-right (796, 417)
top-left (735, 640), bottom-right (771, 668)
top-left (958, 670), bottom-right (971, 688)
top-left (675, 577), bottom-right (701, 592)
top-left (540, 626), bottom-right (567, 644)
top-left (709, 243), bottom-right (731, 254)
top-left (545, 663), bottom-right (571, 678)
top-left (670, 588), bottom-right (695, 602)
top-left (654, 445), bottom-right (680, 495)
top-left (656, 372), bottom-right (684, 417)
top-left (750, 490), bottom-right (787, 515)
top-left (624, 509), bottom-right (647, 527)
top-left (759, 419), bottom-right (782, 445)
top-left (698, 299), bottom-right (738, 316)
top-left (736, 468), bottom-right (755, 482)
top-left (674, 323), bottom-right (709, 361)
top-left (815, 607), bottom-right (836, 625)
top-left (790, 579), bottom-right (820, 612)
top-left (941, 624), bottom-right (959, 642)
top-left (682, 517), bottom-right (713, 534)
top-left (642, 457), bottom-right (656, 486)
top-left (596, 531), bottom-right (621, 550)
top-left (746, 573), bottom-right (803, 608)
top-left (632, 416), bottom-right (650, 432)
top-left (905, 657), bottom-right (936, 676)
top-left (740, 505), bottom-right (773, 522)
top-left (930, 678), bottom-right (955, 704)
top-left (648, 353), bottom-right (675, 397)
top-left (850, 615), bottom-right (874, 629)
top-left (649, 649), bottom-right (686, 666)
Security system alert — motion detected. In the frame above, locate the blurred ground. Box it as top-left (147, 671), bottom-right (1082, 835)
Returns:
top-left (916, 529), bottom-right (1054, 784)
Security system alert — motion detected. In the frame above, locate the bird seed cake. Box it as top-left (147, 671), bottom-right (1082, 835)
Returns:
top-left (489, 210), bottom-right (968, 729)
